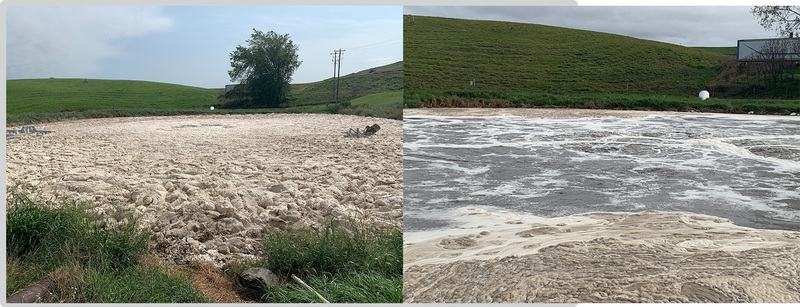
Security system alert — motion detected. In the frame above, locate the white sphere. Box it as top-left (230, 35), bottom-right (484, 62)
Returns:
top-left (210, 106), bottom-right (215, 110)
top-left (699, 90), bottom-right (710, 101)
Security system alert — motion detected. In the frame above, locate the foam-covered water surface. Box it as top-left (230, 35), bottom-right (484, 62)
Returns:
top-left (404, 113), bottom-right (800, 232)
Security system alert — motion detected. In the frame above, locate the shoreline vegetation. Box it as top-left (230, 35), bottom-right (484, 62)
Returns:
top-left (7, 94), bottom-right (402, 126)
top-left (6, 188), bottom-right (209, 303)
top-left (7, 90), bottom-right (402, 126)
top-left (403, 90), bottom-right (800, 115)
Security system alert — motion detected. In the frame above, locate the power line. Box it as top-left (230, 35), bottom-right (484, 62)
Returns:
top-left (346, 35), bottom-right (402, 50)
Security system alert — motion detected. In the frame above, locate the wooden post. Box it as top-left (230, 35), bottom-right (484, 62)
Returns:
top-left (336, 49), bottom-right (345, 100)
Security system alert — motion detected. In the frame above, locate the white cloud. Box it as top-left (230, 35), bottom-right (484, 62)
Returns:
top-left (7, 6), bottom-right (173, 79)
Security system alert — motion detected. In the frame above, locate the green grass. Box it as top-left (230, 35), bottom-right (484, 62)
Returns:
top-left (6, 78), bottom-right (219, 114)
top-left (6, 62), bottom-right (402, 124)
top-left (236, 218), bottom-right (402, 303)
top-left (403, 15), bottom-right (800, 110)
top-left (404, 89), bottom-right (800, 114)
top-left (693, 46), bottom-right (737, 55)
top-left (327, 91), bottom-right (403, 119)
top-left (6, 188), bottom-right (208, 303)
top-left (7, 93), bottom-right (402, 125)
top-left (404, 16), bottom-right (721, 97)
top-left (262, 271), bottom-right (402, 303)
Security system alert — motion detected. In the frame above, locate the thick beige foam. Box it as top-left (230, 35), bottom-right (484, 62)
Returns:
top-left (7, 113), bottom-right (403, 265)
top-left (404, 208), bottom-right (800, 303)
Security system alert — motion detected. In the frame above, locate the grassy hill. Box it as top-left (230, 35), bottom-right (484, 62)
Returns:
top-left (6, 62), bottom-right (403, 124)
top-left (403, 15), bottom-right (800, 113)
top-left (288, 61), bottom-right (402, 105)
top-left (404, 16), bottom-right (724, 96)
top-left (7, 79), bottom-right (219, 114)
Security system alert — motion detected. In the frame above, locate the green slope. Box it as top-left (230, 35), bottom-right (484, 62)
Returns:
top-left (288, 61), bottom-right (402, 105)
top-left (404, 16), bottom-right (723, 97)
top-left (7, 61), bottom-right (402, 115)
top-left (693, 46), bottom-right (737, 56)
top-left (7, 78), bottom-right (219, 115)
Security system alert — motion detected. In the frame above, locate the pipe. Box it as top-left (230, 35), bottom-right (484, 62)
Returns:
top-left (6, 278), bottom-right (53, 303)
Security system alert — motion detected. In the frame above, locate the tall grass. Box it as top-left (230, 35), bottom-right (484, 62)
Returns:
top-left (263, 271), bottom-right (402, 303)
top-left (5, 188), bottom-right (208, 303)
top-left (262, 219), bottom-right (402, 278)
top-left (248, 219), bottom-right (402, 303)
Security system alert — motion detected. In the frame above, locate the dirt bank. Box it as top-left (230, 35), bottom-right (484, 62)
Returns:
top-left (6, 113), bottom-right (403, 265)
top-left (403, 208), bottom-right (800, 303)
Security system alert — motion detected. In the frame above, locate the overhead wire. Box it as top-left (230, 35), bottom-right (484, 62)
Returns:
top-left (345, 35), bottom-right (402, 50)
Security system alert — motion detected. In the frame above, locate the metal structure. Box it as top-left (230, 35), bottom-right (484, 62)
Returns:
top-left (343, 124), bottom-right (381, 138)
top-left (737, 38), bottom-right (800, 62)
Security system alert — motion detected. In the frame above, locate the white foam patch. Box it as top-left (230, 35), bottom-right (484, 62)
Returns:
top-left (404, 112), bottom-right (800, 231)
top-left (684, 138), bottom-right (800, 171)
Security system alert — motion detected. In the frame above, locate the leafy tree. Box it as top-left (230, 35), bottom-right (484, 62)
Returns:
top-left (228, 29), bottom-right (302, 108)
top-left (751, 6), bottom-right (800, 37)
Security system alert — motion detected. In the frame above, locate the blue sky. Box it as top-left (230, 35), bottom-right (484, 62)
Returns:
top-left (7, 6), bottom-right (402, 89)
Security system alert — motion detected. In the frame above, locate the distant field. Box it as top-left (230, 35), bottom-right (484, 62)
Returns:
top-left (6, 62), bottom-right (403, 124)
top-left (7, 78), bottom-right (219, 114)
top-left (404, 16), bottom-right (722, 97)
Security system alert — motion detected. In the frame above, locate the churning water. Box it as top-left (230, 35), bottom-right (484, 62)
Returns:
top-left (403, 113), bottom-right (800, 232)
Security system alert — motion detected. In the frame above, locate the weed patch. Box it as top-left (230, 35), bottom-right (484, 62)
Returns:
top-left (5, 188), bottom-right (208, 303)
top-left (229, 219), bottom-right (402, 303)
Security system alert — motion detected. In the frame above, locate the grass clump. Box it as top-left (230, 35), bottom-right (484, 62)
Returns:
top-left (248, 219), bottom-right (402, 303)
top-left (263, 271), bottom-right (402, 303)
top-left (5, 188), bottom-right (208, 303)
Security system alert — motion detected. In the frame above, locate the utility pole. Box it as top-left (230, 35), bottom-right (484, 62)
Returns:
top-left (330, 49), bottom-right (345, 101)
top-left (336, 49), bottom-right (345, 100)
top-left (331, 50), bottom-right (338, 101)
